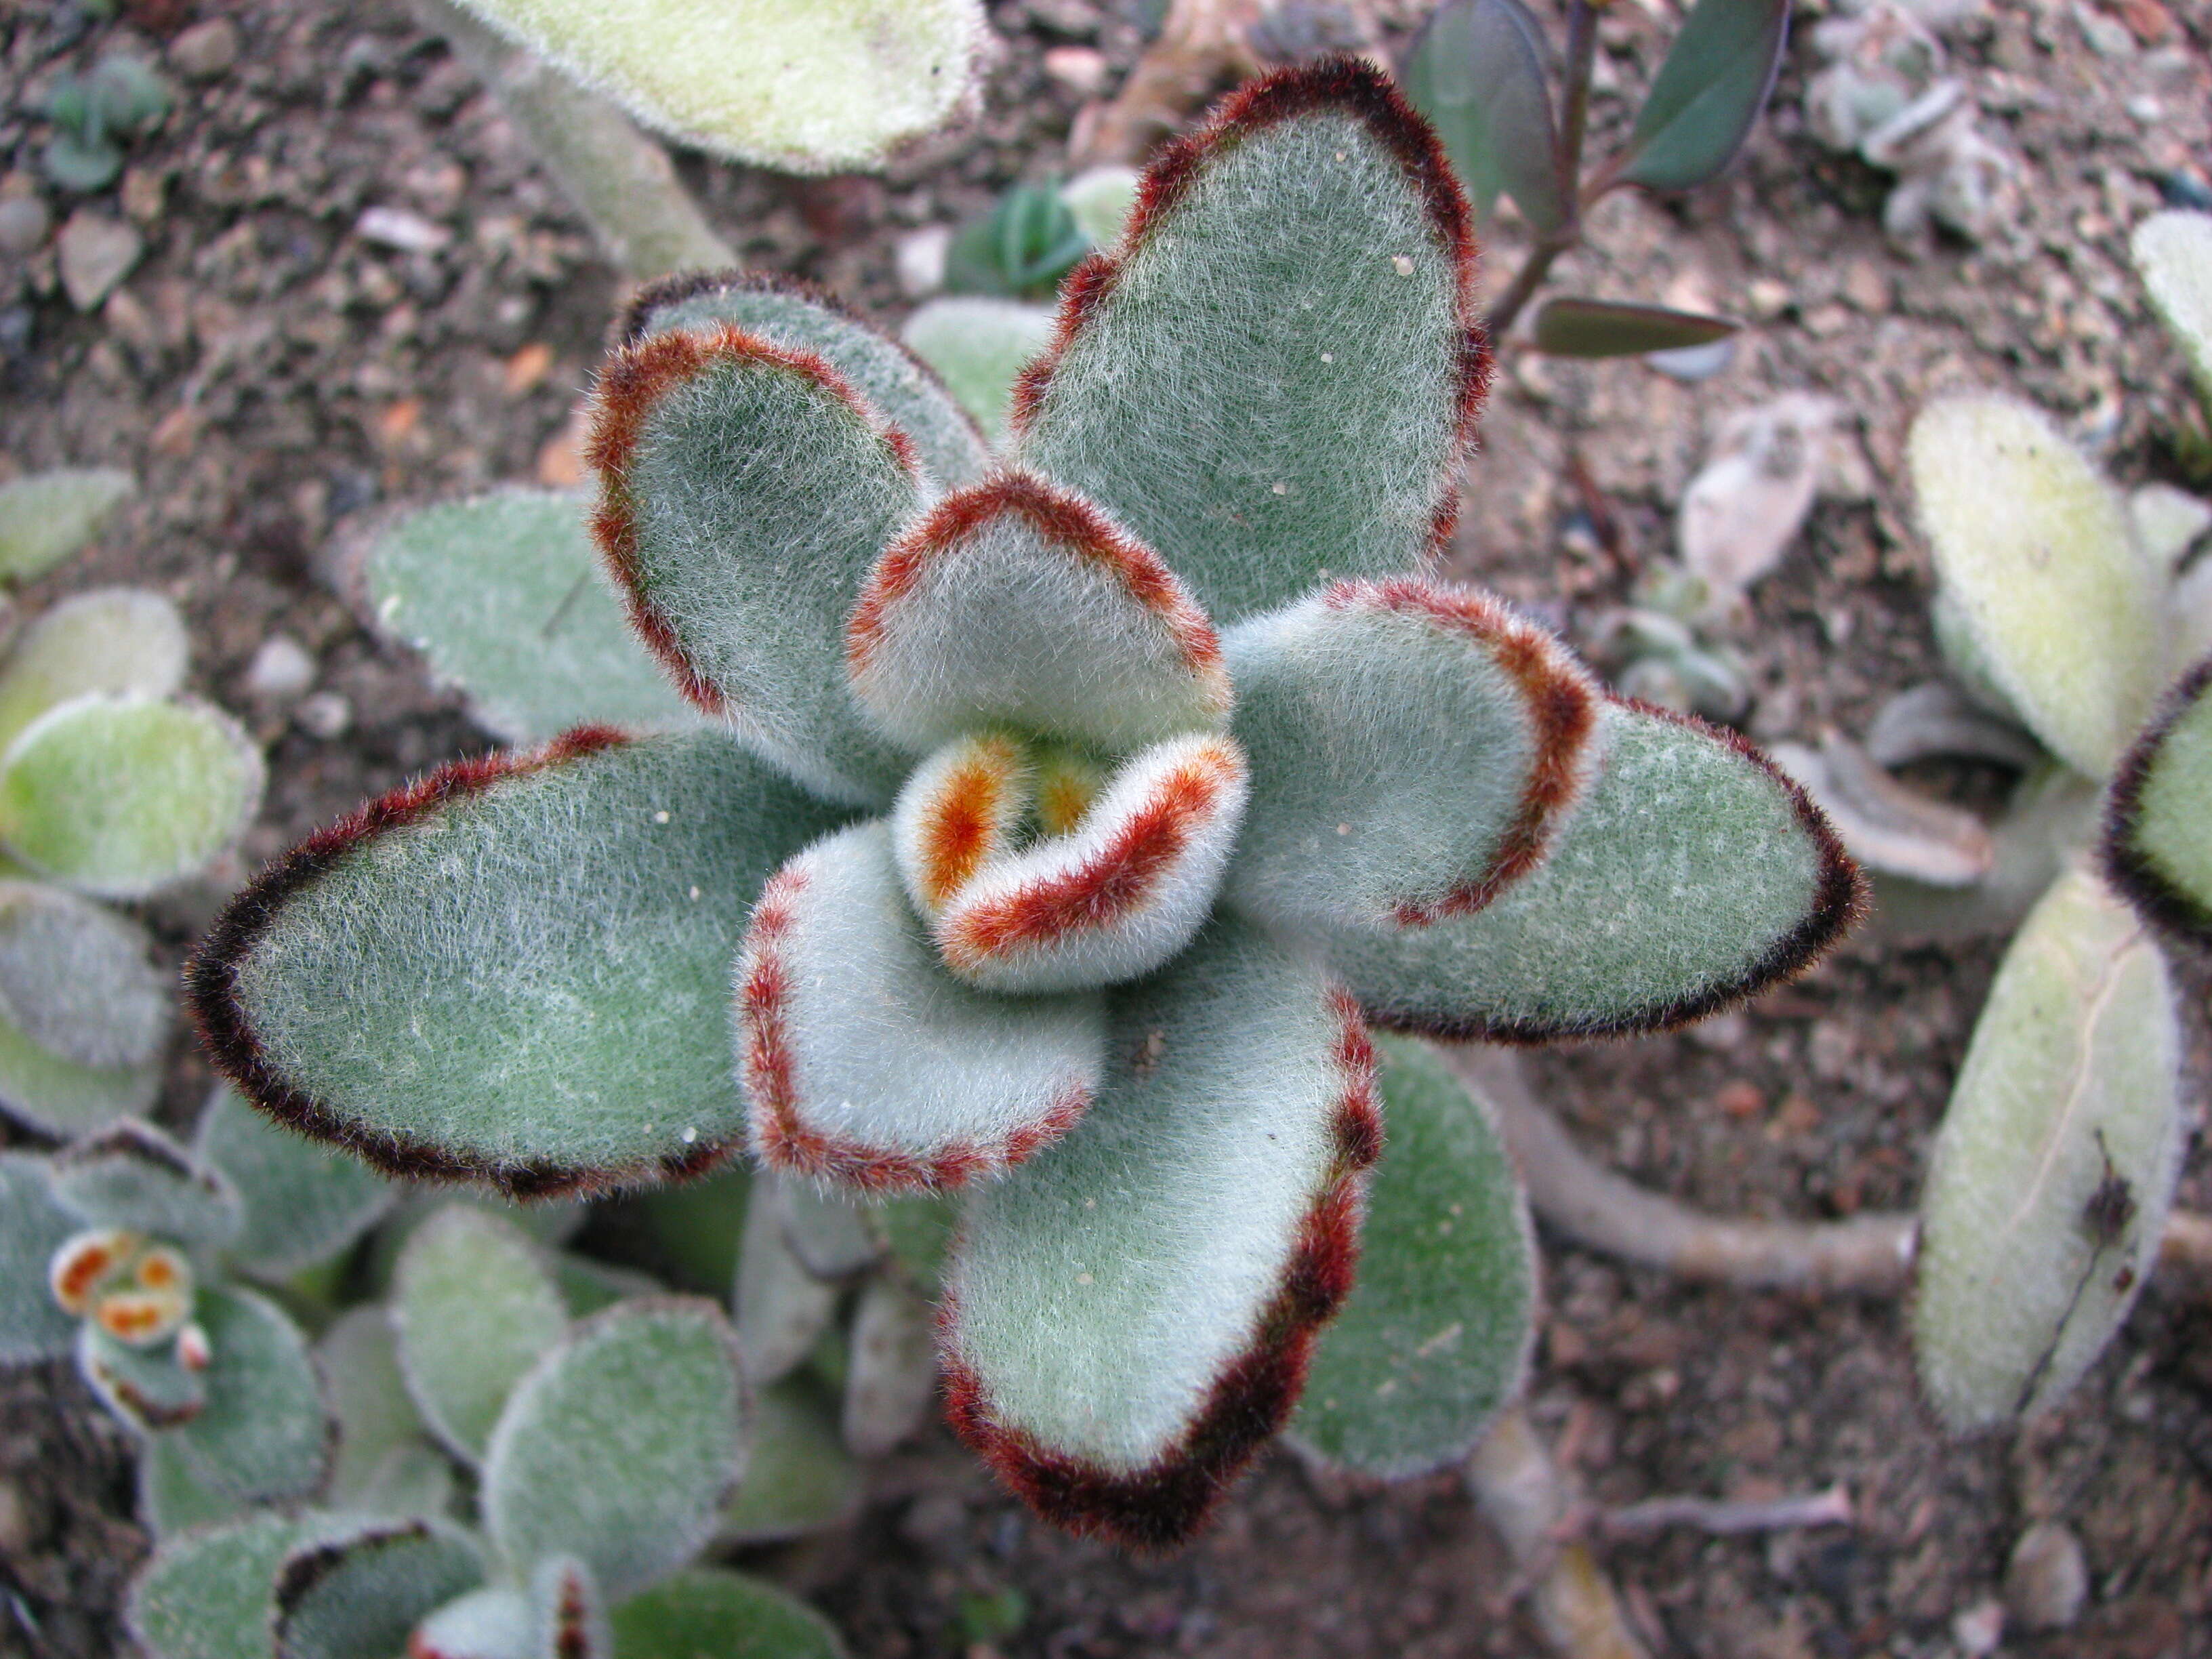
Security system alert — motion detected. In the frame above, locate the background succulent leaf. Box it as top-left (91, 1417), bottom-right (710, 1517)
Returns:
top-left (127, 1513), bottom-right (321, 1659)
top-left (1531, 297), bottom-right (1738, 357)
top-left (77, 1319), bottom-right (207, 1430)
top-left (1291, 1036), bottom-right (1534, 1476)
top-left (1322, 699), bottom-right (1858, 1039)
top-left (943, 180), bottom-right (1092, 300)
top-left (719, 1375), bottom-right (863, 1544)
top-left (272, 1519), bottom-right (486, 1659)
top-left (1908, 396), bottom-right (2162, 780)
top-left (625, 272), bottom-right (988, 489)
top-left (318, 1306), bottom-right (457, 1521)
top-left (1059, 166), bottom-right (1140, 247)
top-left (480, 1297), bottom-right (749, 1601)
top-left (367, 491), bottom-right (701, 745)
top-left (1913, 866), bottom-right (2182, 1429)
top-left (878, 1195), bottom-right (956, 1297)
top-left (0, 586), bottom-right (186, 756)
top-left (167, 1284), bottom-right (331, 1504)
top-left (0, 694), bottom-right (263, 899)
top-left (1401, 0), bottom-right (1564, 232)
top-left (0, 879), bottom-right (167, 1132)
top-left (0, 1002), bottom-right (162, 1136)
top-left (842, 1278), bottom-right (937, 1458)
top-left (608, 1568), bottom-right (849, 1659)
top-left (396, 1204), bottom-right (569, 1465)
top-left (553, 1252), bottom-right (665, 1317)
top-left (448, 0), bottom-right (986, 173)
top-left (0, 1153), bottom-right (82, 1361)
top-left (943, 918), bottom-right (1378, 1549)
top-left (733, 1185), bottom-right (838, 1387)
top-left (47, 1122), bottom-right (242, 1251)
top-left (0, 466), bottom-right (133, 581)
top-left (194, 1086), bottom-right (394, 1280)
top-left (2104, 657), bottom-right (2212, 945)
top-left (618, 1165), bottom-right (752, 1295)
top-left (591, 321), bottom-right (925, 806)
top-left (529, 1555), bottom-right (610, 1659)
top-left (775, 1179), bottom-right (884, 1281)
top-left (898, 298), bottom-right (1057, 450)
top-left (1223, 581), bottom-right (1598, 934)
top-left (409, 1586), bottom-right (532, 1659)
top-left (137, 1435), bottom-right (251, 1536)
top-left (1012, 64), bottom-right (1481, 626)
top-left (195, 733), bottom-right (849, 1195)
top-left (2132, 209), bottom-right (2212, 391)
top-left (1616, 0), bottom-right (1790, 192)
top-left (737, 821), bottom-right (1107, 1192)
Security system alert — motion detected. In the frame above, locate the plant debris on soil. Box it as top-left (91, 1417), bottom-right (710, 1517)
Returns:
top-left (2, 1), bottom-right (2209, 1656)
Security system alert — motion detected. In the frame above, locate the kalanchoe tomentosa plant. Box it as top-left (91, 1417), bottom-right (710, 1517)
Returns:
top-left (189, 61), bottom-right (1860, 1550)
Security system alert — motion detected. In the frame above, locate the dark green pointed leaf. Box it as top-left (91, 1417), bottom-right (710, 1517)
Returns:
top-left (1402, 0), bottom-right (1564, 232)
top-left (609, 1568), bottom-right (848, 1659)
top-left (0, 1152), bottom-right (81, 1363)
top-left (1616, 0), bottom-right (1789, 192)
top-left (1532, 297), bottom-right (1738, 357)
top-left (272, 1519), bottom-right (485, 1659)
top-left (194, 1086), bottom-right (394, 1279)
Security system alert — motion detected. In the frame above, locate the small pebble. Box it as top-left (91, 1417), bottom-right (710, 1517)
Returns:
top-left (355, 206), bottom-right (449, 254)
top-left (294, 691), bottom-right (352, 740)
top-left (894, 224), bottom-right (951, 298)
top-left (1951, 1597), bottom-right (2004, 1657)
top-left (56, 211), bottom-right (143, 313)
top-left (245, 636), bottom-right (316, 702)
top-left (2006, 1522), bottom-right (2089, 1631)
top-left (168, 17), bottom-right (241, 79)
top-left (120, 166), bottom-right (165, 226)
top-left (0, 194), bottom-right (50, 258)
top-left (1042, 45), bottom-right (1110, 98)
top-left (0, 1477), bottom-right (35, 1555)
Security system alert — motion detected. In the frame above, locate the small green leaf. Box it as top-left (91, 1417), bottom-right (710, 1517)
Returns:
top-left (78, 1320), bottom-right (207, 1431)
top-left (0, 586), bottom-right (186, 756)
top-left (272, 1519), bottom-right (485, 1659)
top-left (2132, 209), bottom-right (2212, 392)
top-left (1402, 0), bottom-right (1564, 231)
top-left (2106, 657), bottom-right (2212, 946)
top-left (1292, 1036), bottom-right (1533, 1476)
top-left (0, 880), bottom-right (167, 1135)
top-left (617, 1165), bottom-right (752, 1295)
top-left (0, 994), bottom-right (160, 1137)
top-left (47, 1122), bottom-right (241, 1251)
top-left (395, 1205), bottom-right (570, 1466)
top-left (127, 1513), bottom-right (319, 1659)
top-left (733, 1187), bottom-right (837, 1387)
top-left (776, 1178), bottom-right (883, 1280)
top-left (1616, 0), bottom-right (1790, 192)
top-left (899, 298), bottom-right (1057, 450)
top-left (718, 1375), bottom-right (863, 1544)
top-left (137, 1434), bottom-right (251, 1536)
top-left (318, 1306), bottom-right (456, 1521)
top-left (169, 1284), bottom-right (331, 1504)
top-left (0, 1153), bottom-right (81, 1362)
top-left (1059, 166), bottom-right (1139, 248)
top-left (878, 1195), bottom-right (956, 1297)
top-left (609, 1568), bottom-right (849, 1659)
top-left (0, 466), bottom-right (133, 581)
top-left (0, 694), bottom-right (264, 899)
top-left (194, 1086), bottom-right (393, 1279)
top-left (1532, 297), bottom-right (1738, 357)
top-left (945, 182), bottom-right (1091, 300)
top-left (1914, 867), bottom-right (2182, 1429)
top-left (842, 1278), bottom-right (936, 1458)
top-left (367, 491), bottom-right (702, 746)
top-left (481, 1297), bottom-right (749, 1600)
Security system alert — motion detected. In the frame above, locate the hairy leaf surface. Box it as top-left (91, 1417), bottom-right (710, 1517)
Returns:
top-left (195, 1086), bottom-right (393, 1279)
top-left (47, 1122), bottom-right (241, 1251)
top-left (720, 1376), bottom-right (863, 1544)
top-left (2105, 657), bottom-right (2212, 946)
top-left (272, 1519), bottom-right (485, 1659)
top-left (168, 1285), bottom-right (330, 1504)
top-left (127, 1513), bottom-right (319, 1659)
top-left (0, 466), bottom-right (133, 581)
top-left (318, 1306), bottom-right (455, 1521)
top-left (0, 1153), bottom-right (79, 1362)
top-left (395, 1205), bottom-right (569, 1465)
top-left (2133, 209), bottom-right (2212, 390)
top-left (0, 586), bottom-right (186, 756)
top-left (900, 298), bottom-right (1057, 449)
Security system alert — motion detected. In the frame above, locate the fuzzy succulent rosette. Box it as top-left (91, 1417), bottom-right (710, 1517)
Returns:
top-left (190, 62), bottom-right (1857, 1549)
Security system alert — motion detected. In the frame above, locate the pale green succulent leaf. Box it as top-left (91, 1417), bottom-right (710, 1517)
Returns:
top-left (1060, 167), bottom-right (1140, 248)
top-left (127, 1513), bottom-right (319, 1659)
top-left (1012, 82), bottom-right (1478, 625)
top-left (0, 1152), bottom-right (82, 1362)
top-left (621, 1166), bottom-right (751, 1295)
top-left (0, 1004), bottom-right (159, 1136)
top-left (0, 466), bottom-right (133, 581)
top-left (138, 1434), bottom-right (251, 1537)
top-left (943, 917), bottom-right (1377, 1549)
top-left (775, 1177), bottom-right (883, 1280)
top-left (529, 1556), bottom-right (610, 1659)
top-left (201, 733), bottom-right (850, 1195)
top-left (878, 1195), bottom-right (956, 1297)
top-left (47, 1121), bottom-right (242, 1251)
top-left (194, 1086), bottom-right (394, 1280)
top-left (1291, 1036), bottom-right (1534, 1477)
top-left (1403, 0), bottom-right (1563, 230)
top-left (411, 1586), bottom-right (532, 1659)
top-left (2106, 657), bottom-right (2212, 945)
top-left (718, 1375), bottom-right (862, 1545)
top-left (367, 491), bottom-right (700, 746)
top-left (2132, 209), bottom-right (2212, 390)
top-left (843, 1277), bottom-right (937, 1458)
top-left (609, 1568), bottom-right (849, 1659)
top-left (0, 693), bottom-right (264, 899)
top-left (0, 586), bottom-right (186, 756)
top-left (628, 274), bottom-right (988, 489)
top-left (733, 1184), bottom-right (838, 1387)
top-left (272, 1519), bottom-right (486, 1659)
top-left (481, 1297), bottom-right (749, 1600)
top-left (1908, 396), bottom-right (2162, 779)
top-left (449, 0), bottom-right (985, 173)
top-left (899, 298), bottom-right (1057, 451)
top-left (0, 879), bottom-right (167, 1070)
top-left (318, 1305), bottom-right (457, 1521)
top-left (1913, 866), bottom-right (2182, 1429)
top-left (1617, 0), bottom-right (1789, 192)
top-left (396, 1205), bottom-right (570, 1466)
top-left (553, 1252), bottom-right (665, 1317)
top-left (1314, 698), bottom-right (1857, 1039)
top-left (169, 1284), bottom-right (331, 1504)
top-left (78, 1319), bottom-right (207, 1431)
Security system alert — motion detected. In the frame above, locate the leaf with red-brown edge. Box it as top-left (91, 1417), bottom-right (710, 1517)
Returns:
top-left (1011, 58), bottom-right (1488, 626)
top-left (941, 917), bottom-right (1379, 1551)
top-left (1221, 579), bottom-right (1601, 936)
top-left (735, 821), bottom-right (1107, 1195)
top-left (2104, 654), bottom-right (2212, 948)
top-left (271, 1518), bottom-right (485, 1659)
top-left (589, 325), bottom-right (922, 806)
top-left (188, 732), bottom-right (850, 1199)
top-left (1315, 699), bottom-right (1864, 1041)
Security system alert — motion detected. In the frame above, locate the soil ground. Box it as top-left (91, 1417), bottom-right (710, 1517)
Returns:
top-left (2, 0), bottom-right (2210, 1655)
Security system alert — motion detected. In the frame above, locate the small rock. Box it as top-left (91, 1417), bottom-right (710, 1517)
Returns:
top-left (0, 194), bottom-right (49, 258)
top-left (169, 16), bottom-right (242, 79)
top-left (294, 691), bottom-right (352, 740)
top-left (354, 205), bottom-right (449, 254)
top-left (1843, 258), bottom-right (1891, 312)
top-left (120, 166), bottom-right (166, 226)
top-left (2005, 1522), bottom-right (2088, 1632)
top-left (1951, 1597), bottom-right (2004, 1657)
top-left (245, 636), bottom-right (316, 702)
top-left (1746, 278), bottom-right (1792, 320)
top-left (1043, 45), bottom-right (1111, 98)
top-left (895, 224), bottom-right (952, 299)
top-left (56, 211), bottom-right (144, 313)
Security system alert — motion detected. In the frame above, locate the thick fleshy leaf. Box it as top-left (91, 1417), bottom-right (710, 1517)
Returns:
top-left (77, 1320), bottom-right (207, 1429)
top-left (447, 0), bottom-right (985, 173)
top-left (719, 1376), bottom-right (863, 1543)
top-left (318, 1307), bottom-right (456, 1521)
top-left (1914, 867), bottom-right (2181, 1429)
top-left (396, 1205), bottom-right (569, 1465)
top-left (273, 1519), bottom-right (485, 1659)
top-left (0, 586), bottom-right (186, 755)
top-left (167, 1285), bottom-right (331, 1504)
top-left (1403, 0), bottom-right (1564, 231)
top-left (620, 1165), bottom-right (752, 1296)
top-left (0, 1153), bottom-right (80, 1362)
top-left (190, 732), bottom-right (850, 1197)
top-left (0, 994), bottom-right (160, 1136)
top-left (609, 1568), bottom-right (848, 1659)
top-left (846, 474), bottom-right (1230, 756)
top-left (1290, 1036), bottom-right (1534, 1477)
top-left (482, 1298), bottom-right (749, 1599)
top-left (2133, 209), bottom-right (2212, 389)
top-left (843, 1277), bottom-right (937, 1458)
top-left (776, 1178), bottom-right (884, 1280)
top-left (1011, 61), bottom-right (1486, 626)
top-left (127, 1513), bottom-right (319, 1659)
top-left (589, 327), bottom-right (922, 806)
top-left (367, 491), bottom-right (700, 745)
top-left (1616, 0), bottom-right (1789, 192)
top-left (930, 735), bottom-right (1250, 994)
top-left (942, 918), bottom-right (1380, 1549)
top-left (0, 879), bottom-right (166, 1134)
top-left (138, 1435), bottom-right (251, 1536)
top-left (410, 1587), bottom-right (531, 1659)
top-left (732, 1182), bottom-right (837, 1385)
top-left (47, 1122), bottom-right (242, 1251)
top-left (1223, 581), bottom-right (1599, 933)
top-left (900, 298), bottom-right (1057, 449)
top-left (0, 694), bottom-right (264, 898)
top-left (880, 1195), bottom-right (956, 1296)
top-left (554, 1253), bottom-right (664, 1317)
top-left (738, 822), bottom-right (1105, 1192)
top-left (1532, 298), bottom-right (1738, 358)
top-left (1908, 396), bottom-right (2161, 780)
top-left (622, 272), bottom-right (988, 490)
top-left (1319, 699), bottom-right (1861, 1040)
top-left (2105, 657), bottom-right (2212, 947)
top-left (529, 1557), bottom-right (610, 1659)
top-left (194, 1086), bottom-right (393, 1279)
top-left (0, 466), bottom-right (133, 581)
